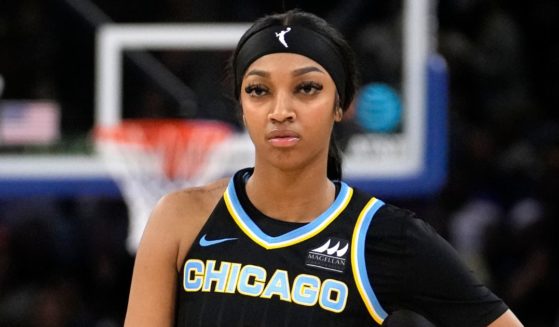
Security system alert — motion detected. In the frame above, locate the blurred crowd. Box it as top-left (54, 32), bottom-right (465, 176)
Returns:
top-left (1, 0), bottom-right (558, 326)
top-left (0, 198), bottom-right (132, 326)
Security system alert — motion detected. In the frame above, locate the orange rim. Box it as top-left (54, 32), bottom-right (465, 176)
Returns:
top-left (94, 119), bottom-right (234, 179)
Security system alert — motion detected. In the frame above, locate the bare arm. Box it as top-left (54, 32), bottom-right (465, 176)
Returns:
top-left (123, 193), bottom-right (183, 327)
top-left (123, 180), bottom-right (227, 326)
top-left (488, 309), bottom-right (523, 327)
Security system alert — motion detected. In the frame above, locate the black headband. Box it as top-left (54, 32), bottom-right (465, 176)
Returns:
top-left (234, 24), bottom-right (346, 106)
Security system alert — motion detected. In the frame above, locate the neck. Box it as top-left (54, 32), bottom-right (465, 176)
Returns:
top-left (245, 165), bottom-right (336, 223)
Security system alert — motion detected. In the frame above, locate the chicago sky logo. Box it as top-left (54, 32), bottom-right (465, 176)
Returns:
top-left (305, 238), bottom-right (349, 273)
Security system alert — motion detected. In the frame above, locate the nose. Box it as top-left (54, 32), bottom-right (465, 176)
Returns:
top-left (268, 91), bottom-right (295, 123)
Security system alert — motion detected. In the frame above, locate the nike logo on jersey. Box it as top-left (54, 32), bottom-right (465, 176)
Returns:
top-left (199, 234), bottom-right (238, 247)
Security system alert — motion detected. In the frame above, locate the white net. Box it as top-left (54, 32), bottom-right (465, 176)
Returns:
top-left (95, 119), bottom-right (253, 253)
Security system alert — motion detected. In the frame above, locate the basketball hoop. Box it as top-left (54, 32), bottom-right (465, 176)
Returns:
top-left (94, 119), bottom-right (242, 253)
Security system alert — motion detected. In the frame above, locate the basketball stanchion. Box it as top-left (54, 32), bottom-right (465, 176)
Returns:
top-left (94, 119), bottom-right (248, 253)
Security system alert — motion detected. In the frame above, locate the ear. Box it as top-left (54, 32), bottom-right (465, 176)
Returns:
top-left (334, 107), bottom-right (343, 122)
top-left (333, 93), bottom-right (343, 122)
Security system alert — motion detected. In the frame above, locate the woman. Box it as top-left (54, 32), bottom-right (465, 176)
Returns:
top-left (124, 9), bottom-right (523, 326)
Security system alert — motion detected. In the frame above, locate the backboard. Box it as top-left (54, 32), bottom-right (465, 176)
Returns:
top-left (0, 0), bottom-right (446, 199)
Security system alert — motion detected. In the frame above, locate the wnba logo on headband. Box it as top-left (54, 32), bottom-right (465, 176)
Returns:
top-left (275, 27), bottom-right (291, 48)
top-left (234, 24), bottom-right (347, 105)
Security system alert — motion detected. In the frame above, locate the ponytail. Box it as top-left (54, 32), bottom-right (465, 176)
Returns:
top-left (327, 134), bottom-right (343, 181)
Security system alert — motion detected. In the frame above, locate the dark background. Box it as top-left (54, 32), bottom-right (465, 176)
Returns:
top-left (1, 0), bottom-right (558, 326)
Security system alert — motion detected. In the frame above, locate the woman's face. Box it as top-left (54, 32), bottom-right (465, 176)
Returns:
top-left (240, 53), bottom-right (342, 172)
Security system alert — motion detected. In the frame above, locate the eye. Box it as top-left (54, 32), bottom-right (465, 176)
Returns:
top-left (296, 81), bottom-right (323, 95)
top-left (244, 84), bottom-right (269, 97)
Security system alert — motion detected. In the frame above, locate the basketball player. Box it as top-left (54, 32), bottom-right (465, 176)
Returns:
top-left (124, 10), bottom-right (523, 326)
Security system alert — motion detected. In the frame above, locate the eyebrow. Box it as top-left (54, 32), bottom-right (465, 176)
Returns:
top-left (244, 66), bottom-right (325, 79)
top-left (245, 69), bottom-right (269, 78)
top-left (292, 66), bottom-right (325, 76)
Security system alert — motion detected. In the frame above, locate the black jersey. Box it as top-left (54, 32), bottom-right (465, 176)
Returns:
top-left (175, 168), bottom-right (508, 326)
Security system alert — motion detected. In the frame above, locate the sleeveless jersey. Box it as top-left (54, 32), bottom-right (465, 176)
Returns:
top-left (176, 171), bottom-right (387, 326)
top-left (175, 168), bottom-right (508, 326)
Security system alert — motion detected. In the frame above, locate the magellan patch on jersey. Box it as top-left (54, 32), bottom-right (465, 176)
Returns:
top-left (305, 237), bottom-right (349, 273)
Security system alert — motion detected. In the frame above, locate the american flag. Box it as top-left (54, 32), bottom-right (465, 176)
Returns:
top-left (0, 101), bottom-right (60, 145)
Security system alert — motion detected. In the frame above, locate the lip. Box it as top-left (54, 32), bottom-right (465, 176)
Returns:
top-left (266, 129), bottom-right (301, 147)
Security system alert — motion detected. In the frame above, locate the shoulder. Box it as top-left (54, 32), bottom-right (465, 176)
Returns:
top-left (367, 202), bottom-right (448, 256)
top-left (345, 187), bottom-right (438, 245)
top-left (366, 202), bottom-right (423, 238)
top-left (146, 177), bottom-right (229, 268)
top-left (154, 177), bottom-right (229, 218)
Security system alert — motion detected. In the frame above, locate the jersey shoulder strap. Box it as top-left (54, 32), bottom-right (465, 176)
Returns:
top-left (350, 189), bottom-right (388, 325)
